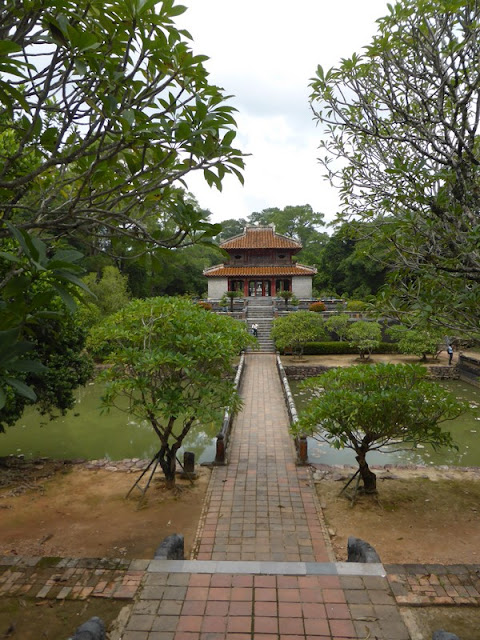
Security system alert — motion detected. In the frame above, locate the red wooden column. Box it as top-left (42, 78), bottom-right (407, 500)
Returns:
top-left (244, 280), bottom-right (249, 297)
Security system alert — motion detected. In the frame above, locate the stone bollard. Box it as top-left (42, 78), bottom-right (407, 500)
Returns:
top-left (297, 435), bottom-right (308, 464)
top-left (183, 451), bottom-right (195, 473)
top-left (347, 536), bottom-right (381, 563)
top-left (180, 451), bottom-right (197, 479)
top-left (215, 433), bottom-right (225, 464)
top-left (154, 533), bottom-right (184, 560)
top-left (432, 632), bottom-right (461, 640)
top-left (69, 616), bottom-right (105, 640)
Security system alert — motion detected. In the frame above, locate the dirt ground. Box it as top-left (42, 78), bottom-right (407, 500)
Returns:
top-left (0, 597), bottom-right (126, 640)
top-left (0, 460), bottom-right (209, 559)
top-left (281, 349), bottom-right (463, 368)
top-left (314, 465), bottom-right (480, 564)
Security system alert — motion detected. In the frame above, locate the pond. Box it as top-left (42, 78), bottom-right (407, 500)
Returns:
top-left (289, 378), bottom-right (480, 467)
top-left (0, 382), bottom-right (221, 464)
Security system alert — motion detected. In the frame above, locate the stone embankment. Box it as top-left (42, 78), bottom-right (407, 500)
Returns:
top-left (283, 364), bottom-right (460, 380)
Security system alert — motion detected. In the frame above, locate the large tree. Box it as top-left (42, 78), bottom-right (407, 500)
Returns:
top-left (0, 0), bottom-right (245, 419)
top-left (295, 363), bottom-right (466, 494)
top-left (248, 205), bottom-right (328, 266)
top-left (88, 297), bottom-right (254, 488)
top-left (0, 0), bottom-right (244, 252)
top-left (310, 0), bottom-right (480, 337)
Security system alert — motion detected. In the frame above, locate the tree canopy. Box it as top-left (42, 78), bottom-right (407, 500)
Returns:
top-left (88, 297), bottom-right (254, 487)
top-left (295, 363), bottom-right (466, 494)
top-left (310, 0), bottom-right (480, 336)
top-left (0, 0), bottom-right (245, 422)
top-left (271, 311), bottom-right (326, 358)
top-left (0, 0), bottom-right (244, 253)
top-left (347, 321), bottom-right (381, 360)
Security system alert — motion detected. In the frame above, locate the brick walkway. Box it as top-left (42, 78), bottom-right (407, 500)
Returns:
top-left (123, 353), bottom-right (410, 640)
top-left (195, 354), bottom-right (331, 563)
top-left (0, 556), bottom-right (144, 601)
top-left (386, 563), bottom-right (480, 606)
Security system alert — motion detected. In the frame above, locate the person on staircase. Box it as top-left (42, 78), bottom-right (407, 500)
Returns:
top-left (251, 323), bottom-right (258, 337)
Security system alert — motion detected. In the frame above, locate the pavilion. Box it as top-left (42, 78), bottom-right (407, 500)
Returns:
top-left (204, 225), bottom-right (316, 298)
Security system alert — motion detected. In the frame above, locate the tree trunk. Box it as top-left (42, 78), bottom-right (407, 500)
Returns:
top-left (159, 450), bottom-right (176, 489)
top-left (355, 452), bottom-right (377, 493)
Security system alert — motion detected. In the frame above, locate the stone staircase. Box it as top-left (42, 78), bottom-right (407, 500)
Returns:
top-left (247, 297), bottom-right (275, 352)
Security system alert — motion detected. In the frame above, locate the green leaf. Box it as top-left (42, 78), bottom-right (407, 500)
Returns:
top-left (5, 377), bottom-right (37, 401)
top-left (0, 40), bottom-right (22, 55)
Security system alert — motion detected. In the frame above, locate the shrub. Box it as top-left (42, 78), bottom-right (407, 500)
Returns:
top-left (345, 300), bottom-right (367, 312)
top-left (309, 301), bottom-right (326, 312)
top-left (197, 301), bottom-right (212, 311)
top-left (288, 341), bottom-right (399, 355)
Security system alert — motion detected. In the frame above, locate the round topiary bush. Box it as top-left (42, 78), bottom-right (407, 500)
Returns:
top-left (197, 301), bottom-right (212, 311)
top-left (309, 301), bottom-right (326, 312)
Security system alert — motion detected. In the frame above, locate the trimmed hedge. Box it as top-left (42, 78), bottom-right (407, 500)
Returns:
top-left (280, 341), bottom-right (399, 355)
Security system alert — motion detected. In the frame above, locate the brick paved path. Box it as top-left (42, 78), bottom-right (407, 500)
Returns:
top-left (0, 556), bottom-right (144, 601)
top-left (122, 353), bottom-right (411, 640)
top-left (195, 353), bottom-right (331, 563)
top-left (386, 563), bottom-right (480, 606)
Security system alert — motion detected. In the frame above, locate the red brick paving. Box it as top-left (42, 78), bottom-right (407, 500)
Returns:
top-left (195, 353), bottom-right (332, 563)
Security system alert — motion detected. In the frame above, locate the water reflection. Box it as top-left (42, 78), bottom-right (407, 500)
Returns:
top-left (290, 379), bottom-right (480, 467)
top-left (0, 382), bottom-right (220, 463)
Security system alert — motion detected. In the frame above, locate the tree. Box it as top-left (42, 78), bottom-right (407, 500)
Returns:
top-left (0, 227), bottom-right (93, 416)
top-left (0, 0), bottom-right (244, 252)
top-left (1, 310), bottom-right (93, 431)
top-left (215, 218), bottom-right (248, 244)
top-left (88, 297), bottom-right (254, 488)
top-left (315, 223), bottom-right (388, 299)
top-left (271, 311), bottom-right (326, 358)
top-left (278, 290), bottom-right (293, 308)
top-left (248, 205), bottom-right (328, 266)
top-left (310, 0), bottom-right (480, 337)
top-left (1, 0), bottom-right (245, 419)
top-left (83, 266), bottom-right (130, 316)
top-left (388, 324), bottom-right (446, 361)
top-left (325, 314), bottom-right (350, 341)
top-left (225, 290), bottom-right (242, 312)
top-left (295, 364), bottom-right (466, 494)
top-left (347, 321), bottom-right (381, 359)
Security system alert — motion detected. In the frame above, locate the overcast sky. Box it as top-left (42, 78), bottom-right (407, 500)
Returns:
top-left (177, 0), bottom-right (391, 225)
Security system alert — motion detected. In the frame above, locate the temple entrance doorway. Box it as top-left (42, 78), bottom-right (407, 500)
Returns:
top-left (248, 280), bottom-right (271, 296)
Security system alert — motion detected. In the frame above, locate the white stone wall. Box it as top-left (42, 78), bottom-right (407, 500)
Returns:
top-left (292, 276), bottom-right (312, 298)
top-left (207, 278), bottom-right (228, 299)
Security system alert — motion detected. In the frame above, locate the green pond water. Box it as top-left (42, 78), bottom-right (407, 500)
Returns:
top-left (289, 379), bottom-right (480, 467)
top-left (0, 382), bottom-right (220, 463)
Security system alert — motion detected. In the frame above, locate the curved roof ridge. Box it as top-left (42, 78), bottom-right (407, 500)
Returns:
top-left (220, 225), bottom-right (301, 250)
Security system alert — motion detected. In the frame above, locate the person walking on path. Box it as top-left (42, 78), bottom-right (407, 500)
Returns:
top-left (251, 322), bottom-right (258, 337)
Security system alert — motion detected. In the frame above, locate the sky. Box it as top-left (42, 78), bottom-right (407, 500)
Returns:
top-left (177, 0), bottom-right (391, 226)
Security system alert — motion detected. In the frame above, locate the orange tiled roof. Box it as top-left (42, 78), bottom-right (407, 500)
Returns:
top-left (220, 226), bottom-right (301, 250)
top-left (204, 264), bottom-right (317, 277)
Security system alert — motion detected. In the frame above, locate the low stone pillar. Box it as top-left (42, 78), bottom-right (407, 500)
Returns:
top-left (347, 536), bottom-right (381, 563)
top-left (181, 451), bottom-right (196, 478)
top-left (297, 435), bottom-right (308, 464)
top-left (69, 616), bottom-right (105, 640)
top-left (154, 533), bottom-right (184, 560)
top-left (215, 433), bottom-right (225, 464)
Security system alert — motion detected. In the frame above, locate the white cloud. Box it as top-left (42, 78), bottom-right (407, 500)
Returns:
top-left (178, 0), bottom-right (391, 224)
